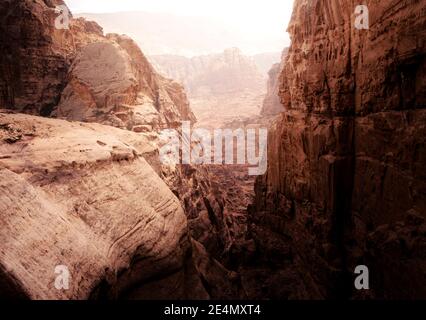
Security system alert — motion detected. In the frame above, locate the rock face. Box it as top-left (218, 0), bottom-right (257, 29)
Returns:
top-left (0, 0), bottom-right (242, 300)
top-left (252, 0), bottom-right (426, 299)
top-left (0, 0), bottom-right (104, 116)
top-left (55, 34), bottom-right (196, 131)
top-left (0, 111), bottom-right (210, 300)
top-left (0, 0), bottom-right (195, 129)
top-left (260, 49), bottom-right (288, 116)
top-left (52, 30), bottom-right (233, 272)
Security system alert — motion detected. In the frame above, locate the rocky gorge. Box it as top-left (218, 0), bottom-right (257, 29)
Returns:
top-left (0, 0), bottom-right (425, 300)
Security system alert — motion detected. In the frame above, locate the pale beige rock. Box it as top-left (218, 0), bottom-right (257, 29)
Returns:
top-left (55, 41), bottom-right (138, 122)
top-left (55, 34), bottom-right (196, 131)
top-left (0, 0), bottom-right (244, 300)
top-left (0, 111), bottom-right (208, 300)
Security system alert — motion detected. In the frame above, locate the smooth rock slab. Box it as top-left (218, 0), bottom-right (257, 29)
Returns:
top-left (0, 112), bottom-right (207, 299)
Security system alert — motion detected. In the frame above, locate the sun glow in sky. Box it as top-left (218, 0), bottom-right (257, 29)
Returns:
top-left (65, 0), bottom-right (295, 55)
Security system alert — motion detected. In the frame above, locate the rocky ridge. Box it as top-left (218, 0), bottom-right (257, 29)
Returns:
top-left (151, 48), bottom-right (265, 97)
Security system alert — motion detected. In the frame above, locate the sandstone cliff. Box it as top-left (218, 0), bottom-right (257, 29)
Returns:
top-left (0, 0), bottom-right (104, 116)
top-left (53, 30), bottom-right (234, 270)
top-left (0, 0), bottom-right (195, 128)
top-left (0, 111), bottom-right (211, 299)
top-left (55, 33), bottom-right (196, 131)
top-left (252, 0), bottom-right (426, 299)
top-left (0, 0), bottom-right (241, 299)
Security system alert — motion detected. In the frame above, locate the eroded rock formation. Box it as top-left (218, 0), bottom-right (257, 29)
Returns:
top-left (252, 0), bottom-right (426, 299)
top-left (0, 111), bottom-right (211, 300)
top-left (53, 28), bottom-right (234, 269)
top-left (55, 33), bottom-right (196, 131)
top-left (0, 0), bottom-right (104, 116)
top-left (0, 0), bottom-right (241, 300)
top-left (2, 0), bottom-right (424, 301)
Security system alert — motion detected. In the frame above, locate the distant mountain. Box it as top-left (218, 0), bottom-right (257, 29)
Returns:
top-left (75, 11), bottom-right (286, 56)
top-left (149, 48), bottom-right (267, 128)
top-left (149, 48), bottom-right (265, 97)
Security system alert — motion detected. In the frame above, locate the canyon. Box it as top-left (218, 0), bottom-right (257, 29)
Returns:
top-left (0, 0), bottom-right (425, 300)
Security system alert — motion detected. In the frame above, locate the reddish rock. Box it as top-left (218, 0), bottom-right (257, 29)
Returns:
top-left (0, 0), bottom-right (241, 300)
top-left (0, 0), bottom-right (104, 115)
top-left (151, 48), bottom-right (265, 97)
top-left (253, 0), bottom-right (426, 299)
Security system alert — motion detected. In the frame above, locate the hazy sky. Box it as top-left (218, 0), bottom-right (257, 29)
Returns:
top-left (65, 0), bottom-right (295, 55)
top-left (65, 0), bottom-right (294, 20)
